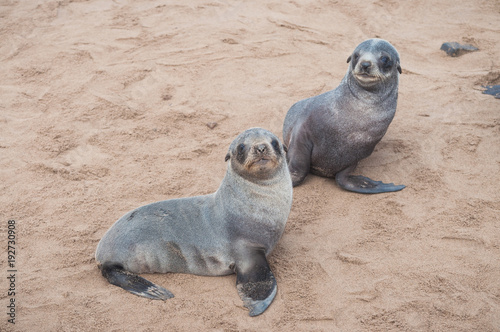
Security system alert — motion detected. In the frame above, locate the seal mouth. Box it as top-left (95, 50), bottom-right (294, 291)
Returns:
top-left (248, 155), bottom-right (279, 173)
top-left (355, 73), bottom-right (378, 80)
top-left (354, 72), bottom-right (383, 86)
top-left (251, 157), bottom-right (271, 166)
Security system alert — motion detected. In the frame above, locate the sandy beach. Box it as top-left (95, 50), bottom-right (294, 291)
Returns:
top-left (1, 0), bottom-right (499, 331)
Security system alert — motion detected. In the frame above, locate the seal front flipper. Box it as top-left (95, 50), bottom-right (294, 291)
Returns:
top-left (100, 263), bottom-right (174, 300)
top-left (234, 248), bottom-right (277, 316)
top-left (335, 165), bottom-right (405, 194)
top-left (286, 128), bottom-right (313, 187)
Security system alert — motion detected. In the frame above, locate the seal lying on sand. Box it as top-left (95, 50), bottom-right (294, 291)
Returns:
top-left (95, 128), bottom-right (293, 316)
top-left (283, 38), bottom-right (405, 194)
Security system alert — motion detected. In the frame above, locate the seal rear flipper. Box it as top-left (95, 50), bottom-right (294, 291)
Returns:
top-left (335, 166), bottom-right (405, 194)
top-left (100, 263), bottom-right (174, 300)
top-left (235, 248), bottom-right (277, 317)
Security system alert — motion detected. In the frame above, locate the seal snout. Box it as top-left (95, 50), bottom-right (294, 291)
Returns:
top-left (353, 54), bottom-right (386, 86)
top-left (247, 139), bottom-right (282, 174)
top-left (357, 60), bottom-right (376, 80)
top-left (251, 142), bottom-right (274, 166)
top-left (360, 61), bottom-right (372, 72)
top-left (353, 52), bottom-right (378, 77)
top-left (255, 143), bottom-right (268, 154)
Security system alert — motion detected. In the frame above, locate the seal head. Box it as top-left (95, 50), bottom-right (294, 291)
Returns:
top-left (226, 128), bottom-right (287, 182)
top-left (347, 38), bottom-right (402, 90)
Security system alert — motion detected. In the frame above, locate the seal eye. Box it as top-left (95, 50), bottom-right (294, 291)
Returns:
top-left (380, 56), bottom-right (389, 64)
top-left (347, 53), bottom-right (359, 66)
top-left (379, 55), bottom-right (393, 71)
top-left (236, 143), bottom-right (246, 164)
top-left (349, 53), bottom-right (360, 66)
top-left (237, 143), bottom-right (245, 154)
top-left (271, 139), bottom-right (281, 155)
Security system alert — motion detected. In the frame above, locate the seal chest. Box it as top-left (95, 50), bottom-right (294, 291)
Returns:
top-left (95, 128), bottom-right (292, 316)
top-left (283, 38), bottom-right (405, 194)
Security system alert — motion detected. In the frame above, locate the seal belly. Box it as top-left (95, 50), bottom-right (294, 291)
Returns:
top-left (124, 241), bottom-right (233, 276)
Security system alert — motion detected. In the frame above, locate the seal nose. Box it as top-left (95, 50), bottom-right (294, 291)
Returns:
top-left (360, 61), bottom-right (372, 71)
top-left (255, 144), bottom-right (267, 154)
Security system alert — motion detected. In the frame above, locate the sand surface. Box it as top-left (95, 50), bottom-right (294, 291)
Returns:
top-left (1, 0), bottom-right (500, 331)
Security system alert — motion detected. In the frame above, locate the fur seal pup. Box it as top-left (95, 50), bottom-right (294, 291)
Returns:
top-left (95, 128), bottom-right (293, 316)
top-left (283, 38), bottom-right (405, 194)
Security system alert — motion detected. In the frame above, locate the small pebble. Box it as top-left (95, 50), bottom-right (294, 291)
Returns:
top-left (440, 42), bottom-right (478, 57)
top-left (482, 85), bottom-right (500, 99)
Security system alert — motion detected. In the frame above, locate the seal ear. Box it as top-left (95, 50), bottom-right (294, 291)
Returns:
top-left (397, 62), bottom-right (402, 74)
top-left (225, 153), bottom-right (230, 162)
top-left (347, 55), bottom-right (351, 63)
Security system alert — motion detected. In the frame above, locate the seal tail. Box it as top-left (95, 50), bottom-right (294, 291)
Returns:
top-left (100, 263), bottom-right (174, 300)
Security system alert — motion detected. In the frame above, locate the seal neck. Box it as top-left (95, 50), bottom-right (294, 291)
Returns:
top-left (214, 163), bottom-right (293, 248)
top-left (344, 71), bottom-right (399, 104)
top-left (223, 163), bottom-right (290, 189)
top-left (215, 163), bottom-right (292, 206)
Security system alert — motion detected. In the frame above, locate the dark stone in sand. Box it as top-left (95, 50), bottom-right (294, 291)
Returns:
top-left (482, 85), bottom-right (500, 99)
top-left (440, 42), bottom-right (478, 57)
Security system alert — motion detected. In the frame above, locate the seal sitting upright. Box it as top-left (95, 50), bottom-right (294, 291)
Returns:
top-left (95, 128), bottom-right (293, 316)
top-left (283, 38), bottom-right (405, 194)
